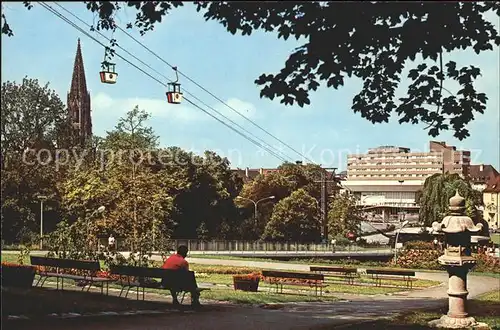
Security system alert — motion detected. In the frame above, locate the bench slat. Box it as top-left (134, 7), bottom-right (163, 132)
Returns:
top-left (310, 266), bottom-right (357, 273)
top-left (366, 269), bottom-right (415, 276)
top-left (31, 256), bottom-right (101, 271)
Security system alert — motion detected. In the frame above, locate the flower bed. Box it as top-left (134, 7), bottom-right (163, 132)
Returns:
top-left (1, 262), bottom-right (36, 288)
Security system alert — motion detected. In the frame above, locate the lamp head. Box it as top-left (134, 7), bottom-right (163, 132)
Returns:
top-left (97, 206), bottom-right (105, 213)
top-left (269, 196), bottom-right (275, 199)
top-left (402, 220), bottom-right (409, 227)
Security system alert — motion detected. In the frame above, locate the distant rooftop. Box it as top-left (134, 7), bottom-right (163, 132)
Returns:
top-left (368, 146), bottom-right (411, 154)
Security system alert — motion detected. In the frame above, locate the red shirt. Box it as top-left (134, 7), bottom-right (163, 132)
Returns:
top-left (162, 253), bottom-right (189, 270)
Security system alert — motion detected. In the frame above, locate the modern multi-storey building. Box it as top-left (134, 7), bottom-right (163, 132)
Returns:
top-left (343, 141), bottom-right (471, 222)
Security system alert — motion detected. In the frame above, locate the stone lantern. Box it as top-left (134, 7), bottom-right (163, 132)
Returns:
top-left (428, 190), bottom-right (488, 329)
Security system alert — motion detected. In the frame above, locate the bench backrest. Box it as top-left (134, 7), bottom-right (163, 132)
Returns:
top-left (30, 256), bottom-right (100, 271)
top-left (366, 269), bottom-right (415, 277)
top-left (262, 270), bottom-right (324, 281)
top-left (109, 265), bottom-right (197, 289)
top-left (310, 266), bottom-right (357, 273)
top-left (109, 265), bottom-right (194, 279)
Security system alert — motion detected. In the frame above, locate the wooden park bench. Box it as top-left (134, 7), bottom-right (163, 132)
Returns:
top-left (30, 256), bottom-right (113, 294)
top-left (310, 266), bottom-right (359, 285)
top-left (365, 268), bottom-right (416, 289)
top-left (261, 270), bottom-right (326, 296)
top-left (109, 265), bottom-right (209, 304)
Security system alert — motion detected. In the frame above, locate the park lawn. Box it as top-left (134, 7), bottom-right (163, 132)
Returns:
top-left (201, 288), bottom-right (329, 304)
top-left (491, 233), bottom-right (500, 245)
top-left (190, 273), bottom-right (405, 295)
top-left (1, 252), bottom-right (440, 295)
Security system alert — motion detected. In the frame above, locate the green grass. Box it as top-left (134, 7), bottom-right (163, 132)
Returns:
top-left (202, 288), bottom-right (329, 304)
top-left (491, 233), bottom-right (500, 245)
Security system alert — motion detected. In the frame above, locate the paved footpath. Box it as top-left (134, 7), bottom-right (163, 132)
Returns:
top-left (5, 255), bottom-right (498, 330)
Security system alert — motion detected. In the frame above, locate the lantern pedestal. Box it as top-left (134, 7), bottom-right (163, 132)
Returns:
top-left (428, 266), bottom-right (489, 329)
top-left (428, 191), bottom-right (490, 329)
top-left (428, 315), bottom-right (489, 329)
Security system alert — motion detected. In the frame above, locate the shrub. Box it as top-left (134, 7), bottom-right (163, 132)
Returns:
top-left (404, 241), bottom-right (436, 251)
top-left (394, 248), bottom-right (444, 270)
top-left (473, 253), bottom-right (500, 273)
top-left (394, 241), bottom-right (443, 270)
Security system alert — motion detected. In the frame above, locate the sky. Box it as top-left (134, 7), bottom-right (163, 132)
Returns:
top-left (2, 2), bottom-right (499, 171)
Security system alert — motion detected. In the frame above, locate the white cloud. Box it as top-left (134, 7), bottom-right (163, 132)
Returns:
top-left (92, 92), bottom-right (259, 123)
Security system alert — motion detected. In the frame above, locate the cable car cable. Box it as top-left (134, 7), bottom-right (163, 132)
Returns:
top-left (51, 2), bottom-right (295, 163)
top-left (39, 2), bottom-right (290, 163)
top-left (114, 22), bottom-right (317, 165)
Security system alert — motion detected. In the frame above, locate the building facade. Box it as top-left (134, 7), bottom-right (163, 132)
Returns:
top-left (483, 175), bottom-right (500, 231)
top-left (67, 39), bottom-right (92, 142)
top-left (467, 164), bottom-right (499, 191)
top-left (343, 141), bottom-right (471, 222)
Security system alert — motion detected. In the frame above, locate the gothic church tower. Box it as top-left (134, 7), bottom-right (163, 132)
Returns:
top-left (67, 39), bottom-right (92, 142)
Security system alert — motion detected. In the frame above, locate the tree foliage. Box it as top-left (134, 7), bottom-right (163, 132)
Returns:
top-left (1, 77), bottom-right (69, 242)
top-left (327, 192), bottom-right (362, 238)
top-left (235, 162), bottom-right (325, 237)
top-left (4, 2), bottom-right (499, 139)
top-left (418, 173), bottom-right (482, 226)
top-left (262, 189), bottom-right (321, 242)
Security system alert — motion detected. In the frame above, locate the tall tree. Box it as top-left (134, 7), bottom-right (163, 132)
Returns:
top-left (418, 173), bottom-right (482, 226)
top-left (60, 106), bottom-right (175, 249)
top-left (263, 188), bottom-right (321, 242)
top-left (5, 2), bottom-right (499, 138)
top-left (1, 77), bottom-right (67, 242)
top-left (236, 162), bottom-right (326, 236)
top-left (328, 192), bottom-right (363, 238)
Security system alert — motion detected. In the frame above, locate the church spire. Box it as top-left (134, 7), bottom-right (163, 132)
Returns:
top-left (67, 39), bottom-right (92, 142)
top-left (69, 38), bottom-right (88, 96)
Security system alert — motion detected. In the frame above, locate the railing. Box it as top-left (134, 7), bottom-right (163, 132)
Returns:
top-left (165, 239), bottom-right (389, 254)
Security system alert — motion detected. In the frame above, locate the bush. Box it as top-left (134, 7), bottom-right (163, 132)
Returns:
top-left (473, 253), bottom-right (500, 273)
top-left (331, 234), bottom-right (351, 246)
top-left (394, 241), bottom-right (443, 270)
top-left (394, 248), bottom-right (444, 270)
top-left (404, 241), bottom-right (436, 251)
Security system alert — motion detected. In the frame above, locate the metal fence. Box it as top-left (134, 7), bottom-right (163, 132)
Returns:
top-left (164, 239), bottom-right (388, 253)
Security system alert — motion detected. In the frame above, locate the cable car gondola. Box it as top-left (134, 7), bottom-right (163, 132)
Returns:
top-left (100, 62), bottom-right (118, 84)
top-left (166, 66), bottom-right (183, 104)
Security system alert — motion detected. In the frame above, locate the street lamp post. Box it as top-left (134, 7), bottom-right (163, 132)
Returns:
top-left (37, 195), bottom-right (48, 250)
top-left (236, 196), bottom-right (275, 227)
top-left (394, 220), bottom-right (409, 262)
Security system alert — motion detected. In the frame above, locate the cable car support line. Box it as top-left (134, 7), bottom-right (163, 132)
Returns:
top-left (39, 2), bottom-right (290, 163)
top-left (51, 2), bottom-right (295, 163)
top-left (113, 13), bottom-right (316, 165)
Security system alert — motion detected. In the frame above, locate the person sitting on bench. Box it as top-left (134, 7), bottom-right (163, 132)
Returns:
top-left (161, 245), bottom-right (201, 308)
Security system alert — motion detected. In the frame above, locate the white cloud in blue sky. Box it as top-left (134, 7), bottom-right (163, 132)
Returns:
top-left (2, 3), bottom-right (499, 170)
